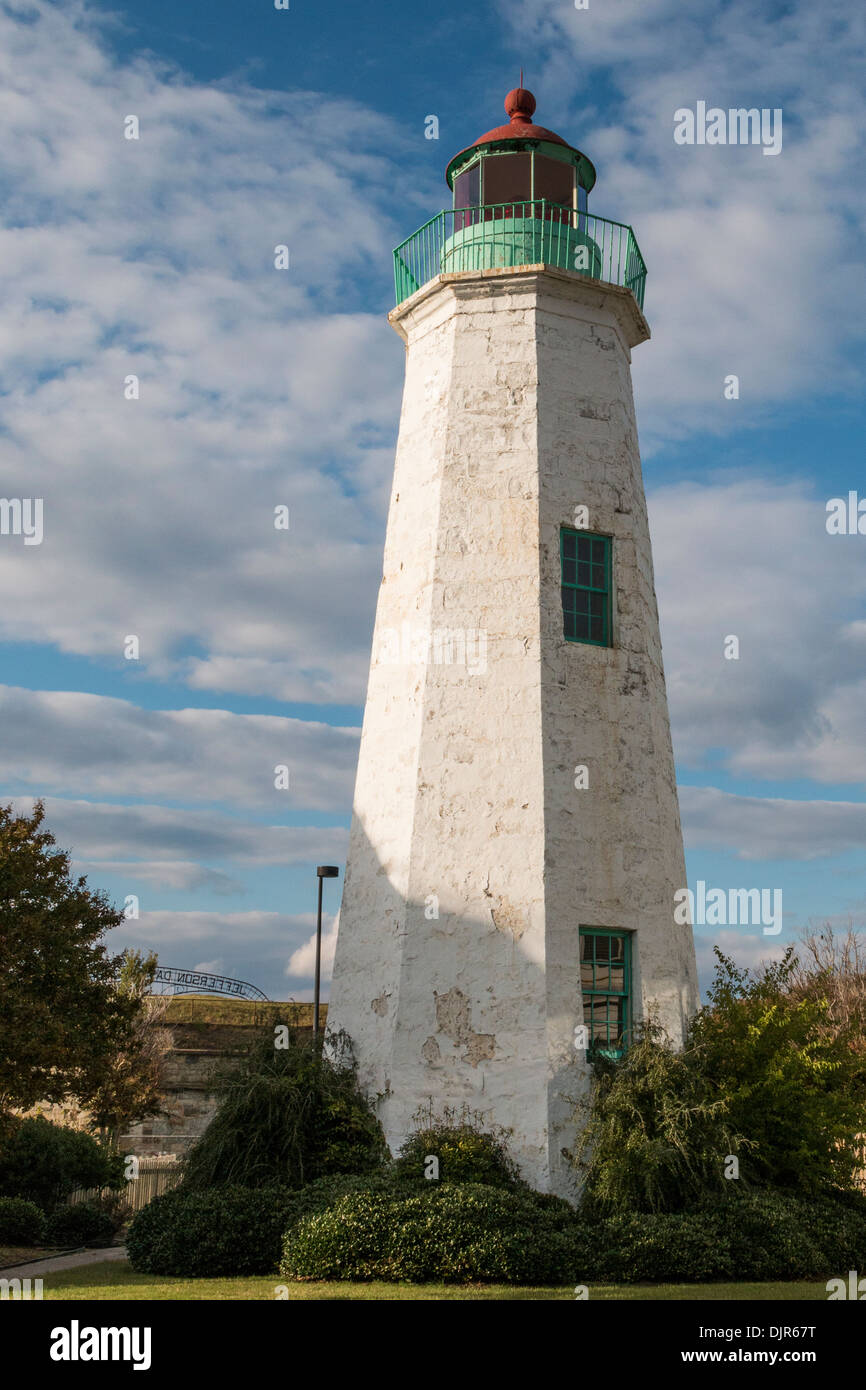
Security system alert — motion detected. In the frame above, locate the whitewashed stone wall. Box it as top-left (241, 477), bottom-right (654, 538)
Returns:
top-left (328, 265), bottom-right (699, 1197)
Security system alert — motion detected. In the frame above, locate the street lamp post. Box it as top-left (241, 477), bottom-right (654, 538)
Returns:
top-left (314, 865), bottom-right (339, 1044)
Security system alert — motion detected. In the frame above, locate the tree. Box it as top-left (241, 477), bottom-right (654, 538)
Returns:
top-left (0, 1115), bottom-right (123, 1212)
top-left (689, 947), bottom-right (866, 1196)
top-left (182, 1029), bottom-right (388, 1190)
top-left (87, 950), bottom-right (171, 1143)
top-left (0, 801), bottom-right (136, 1114)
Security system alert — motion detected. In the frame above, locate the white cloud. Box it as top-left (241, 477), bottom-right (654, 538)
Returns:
top-left (10, 794), bottom-right (348, 864)
top-left (494, 0), bottom-right (866, 445)
top-left (650, 478), bottom-right (866, 780)
top-left (286, 914), bottom-right (338, 983)
top-left (0, 687), bottom-right (359, 809)
top-left (0, 0), bottom-right (409, 704)
top-left (192, 958), bottom-right (224, 975)
top-left (681, 786), bottom-right (866, 861)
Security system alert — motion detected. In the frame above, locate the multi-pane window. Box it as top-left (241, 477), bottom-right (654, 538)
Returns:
top-left (561, 529), bottom-right (611, 646)
top-left (579, 928), bottom-right (631, 1058)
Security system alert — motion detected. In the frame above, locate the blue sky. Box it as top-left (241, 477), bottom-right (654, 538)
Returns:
top-left (1, 0), bottom-right (865, 1000)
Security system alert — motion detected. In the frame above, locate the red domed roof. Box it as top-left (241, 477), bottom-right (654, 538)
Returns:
top-left (444, 86), bottom-right (597, 194)
top-left (472, 87), bottom-right (568, 147)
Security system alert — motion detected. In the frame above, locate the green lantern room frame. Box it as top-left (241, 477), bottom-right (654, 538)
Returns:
top-left (579, 927), bottom-right (632, 1059)
top-left (393, 89), bottom-right (647, 312)
top-left (445, 135), bottom-right (597, 223)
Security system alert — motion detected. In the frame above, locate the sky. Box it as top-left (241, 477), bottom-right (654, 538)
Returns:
top-left (1, 0), bottom-right (864, 1002)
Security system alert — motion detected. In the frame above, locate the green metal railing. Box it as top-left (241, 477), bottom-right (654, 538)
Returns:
top-left (393, 201), bottom-right (647, 311)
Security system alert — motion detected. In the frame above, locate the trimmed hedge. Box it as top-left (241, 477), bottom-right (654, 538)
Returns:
top-left (588, 1191), bottom-right (866, 1284)
top-left (711, 1191), bottom-right (866, 1281)
top-left (126, 1173), bottom-right (404, 1277)
top-left (127, 1185), bottom-right (298, 1277)
top-left (128, 1175), bottom-right (866, 1284)
top-left (281, 1184), bottom-right (582, 1284)
top-left (44, 1201), bottom-right (116, 1249)
top-left (392, 1124), bottom-right (524, 1191)
top-left (281, 1185), bottom-right (866, 1286)
top-left (0, 1196), bottom-right (46, 1245)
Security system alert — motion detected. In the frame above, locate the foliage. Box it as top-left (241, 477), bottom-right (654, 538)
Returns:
top-left (129, 1179), bottom-right (866, 1284)
top-left (572, 1018), bottom-right (742, 1215)
top-left (0, 1196), bottom-right (45, 1245)
top-left (790, 926), bottom-right (866, 1052)
top-left (574, 945), bottom-right (866, 1213)
top-left (181, 1029), bottom-right (388, 1191)
top-left (281, 1184), bottom-right (582, 1284)
top-left (45, 1200), bottom-right (117, 1248)
top-left (0, 801), bottom-right (136, 1113)
top-left (592, 1209), bottom-right (735, 1283)
top-left (126, 1175), bottom-right (407, 1277)
top-left (127, 1185), bottom-right (304, 1276)
top-left (690, 947), bottom-right (866, 1194)
top-left (587, 1190), bottom-right (866, 1283)
top-left (0, 1115), bottom-right (124, 1213)
top-left (393, 1109), bottom-right (524, 1190)
top-left (87, 950), bottom-right (172, 1140)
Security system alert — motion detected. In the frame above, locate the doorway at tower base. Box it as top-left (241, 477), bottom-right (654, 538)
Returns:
top-left (441, 214), bottom-right (602, 280)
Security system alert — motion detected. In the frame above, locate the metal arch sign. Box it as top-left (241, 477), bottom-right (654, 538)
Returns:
top-left (153, 966), bottom-right (269, 1001)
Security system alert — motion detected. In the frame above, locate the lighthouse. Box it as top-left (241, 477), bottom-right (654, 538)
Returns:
top-left (328, 88), bottom-right (699, 1197)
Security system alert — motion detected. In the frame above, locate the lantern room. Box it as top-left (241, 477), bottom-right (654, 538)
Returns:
top-left (445, 87), bottom-right (596, 224)
top-left (392, 86), bottom-right (646, 313)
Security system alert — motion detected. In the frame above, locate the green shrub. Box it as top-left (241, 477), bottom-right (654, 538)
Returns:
top-left (689, 948), bottom-right (866, 1196)
top-left (393, 1122), bottom-right (524, 1191)
top-left (701, 1190), bottom-right (866, 1281)
top-left (573, 1020), bottom-right (740, 1216)
top-left (0, 1117), bottom-right (124, 1213)
top-left (182, 1031), bottom-right (388, 1190)
top-left (587, 1191), bottom-right (866, 1284)
top-left (127, 1185), bottom-right (303, 1276)
top-left (45, 1200), bottom-right (116, 1248)
top-left (127, 1173), bottom-right (419, 1278)
top-left (280, 1171), bottom-right (397, 1226)
top-left (574, 948), bottom-right (866, 1217)
top-left (0, 1196), bottom-right (45, 1245)
top-left (592, 1211), bottom-right (736, 1283)
top-left (281, 1184), bottom-right (582, 1284)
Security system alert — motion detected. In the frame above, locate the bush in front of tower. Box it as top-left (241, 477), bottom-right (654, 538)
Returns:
top-left (572, 1017), bottom-right (737, 1218)
top-left (277, 1183), bottom-right (866, 1285)
top-left (180, 1028), bottom-right (389, 1191)
top-left (587, 1190), bottom-right (866, 1283)
top-left (574, 942), bottom-right (866, 1219)
top-left (392, 1112), bottom-right (525, 1191)
top-left (127, 1177), bottom-right (397, 1276)
top-left (280, 1184), bottom-right (584, 1285)
top-left (127, 1184), bottom-right (305, 1277)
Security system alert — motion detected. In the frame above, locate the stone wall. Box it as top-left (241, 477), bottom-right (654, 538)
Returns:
top-left (119, 997), bottom-right (323, 1159)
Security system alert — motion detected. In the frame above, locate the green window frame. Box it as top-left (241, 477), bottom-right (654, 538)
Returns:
top-left (579, 927), bottom-right (631, 1059)
top-left (560, 528), bottom-right (612, 647)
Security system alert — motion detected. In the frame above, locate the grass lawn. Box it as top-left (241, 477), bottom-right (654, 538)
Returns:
top-left (41, 1260), bottom-right (829, 1300)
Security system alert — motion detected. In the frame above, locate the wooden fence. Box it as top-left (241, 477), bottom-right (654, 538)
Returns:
top-left (68, 1156), bottom-right (183, 1215)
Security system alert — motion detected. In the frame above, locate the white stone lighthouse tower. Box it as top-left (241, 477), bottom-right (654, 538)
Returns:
top-left (328, 88), bottom-right (698, 1197)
